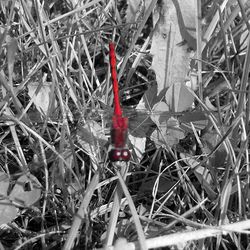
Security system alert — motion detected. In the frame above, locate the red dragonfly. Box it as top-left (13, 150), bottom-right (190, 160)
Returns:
top-left (107, 42), bottom-right (190, 160)
top-left (108, 42), bottom-right (131, 162)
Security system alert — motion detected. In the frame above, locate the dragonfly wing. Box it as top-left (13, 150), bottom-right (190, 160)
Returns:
top-left (128, 112), bottom-right (154, 138)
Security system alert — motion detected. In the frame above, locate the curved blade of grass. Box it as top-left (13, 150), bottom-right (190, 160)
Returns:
top-left (115, 168), bottom-right (148, 250)
top-left (104, 162), bottom-right (128, 247)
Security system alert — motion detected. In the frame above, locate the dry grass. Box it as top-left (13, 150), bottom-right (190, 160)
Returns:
top-left (0, 0), bottom-right (250, 249)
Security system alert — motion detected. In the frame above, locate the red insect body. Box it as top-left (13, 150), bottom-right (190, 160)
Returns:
top-left (110, 115), bottom-right (128, 148)
top-left (109, 42), bottom-right (122, 117)
top-left (108, 42), bottom-right (131, 162)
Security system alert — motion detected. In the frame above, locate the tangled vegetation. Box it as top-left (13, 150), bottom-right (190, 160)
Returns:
top-left (0, 0), bottom-right (250, 249)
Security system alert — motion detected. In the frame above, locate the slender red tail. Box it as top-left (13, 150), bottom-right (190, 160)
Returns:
top-left (108, 42), bottom-right (131, 161)
top-left (109, 42), bottom-right (122, 117)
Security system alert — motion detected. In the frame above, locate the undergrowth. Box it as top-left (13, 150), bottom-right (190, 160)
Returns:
top-left (0, 0), bottom-right (250, 250)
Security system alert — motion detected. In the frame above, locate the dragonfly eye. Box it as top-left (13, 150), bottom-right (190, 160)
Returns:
top-left (109, 148), bottom-right (130, 162)
top-left (109, 149), bottom-right (121, 162)
top-left (121, 149), bottom-right (131, 161)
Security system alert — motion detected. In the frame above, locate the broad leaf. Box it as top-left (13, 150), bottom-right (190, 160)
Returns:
top-left (136, 82), bottom-right (165, 113)
top-left (0, 172), bottom-right (18, 226)
top-left (151, 117), bottom-right (185, 147)
top-left (0, 199), bottom-right (18, 226)
top-left (141, 82), bottom-right (158, 110)
top-left (9, 174), bottom-right (42, 207)
top-left (165, 82), bottom-right (194, 112)
top-left (0, 172), bottom-right (9, 198)
top-left (179, 111), bottom-right (208, 132)
top-left (179, 111), bottom-right (207, 123)
top-left (0, 173), bottom-right (41, 226)
top-left (150, 101), bottom-right (171, 125)
top-left (129, 111), bottom-right (153, 138)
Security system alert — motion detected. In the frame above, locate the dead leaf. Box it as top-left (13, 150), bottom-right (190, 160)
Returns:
top-left (151, 0), bottom-right (196, 93)
top-left (27, 82), bottom-right (57, 115)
